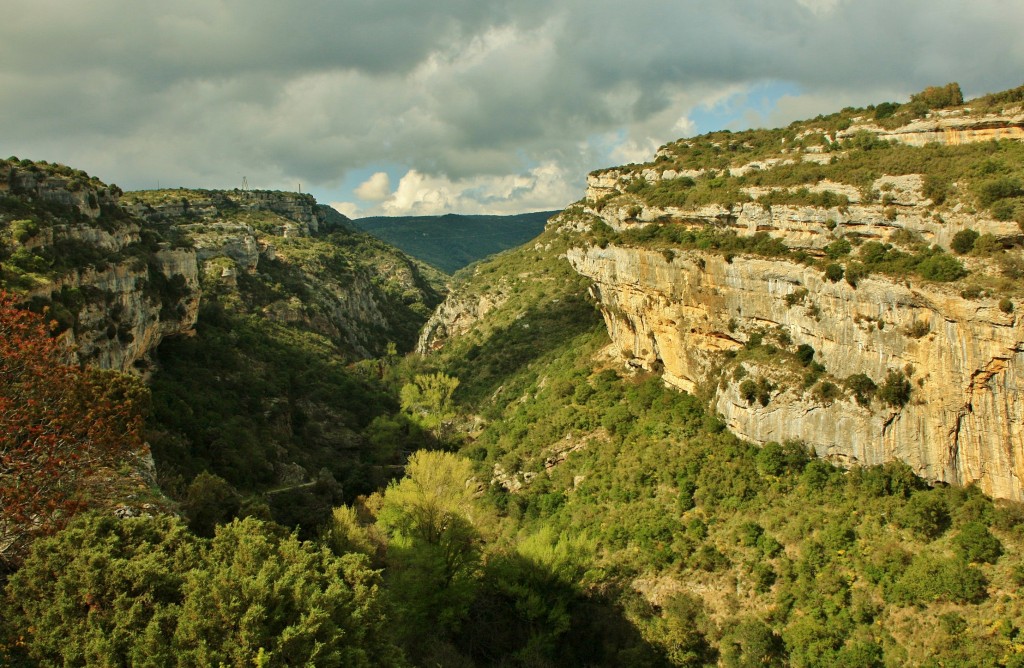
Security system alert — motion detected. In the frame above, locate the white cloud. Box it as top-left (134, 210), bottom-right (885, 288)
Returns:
top-left (795, 0), bottom-right (841, 15)
top-left (672, 116), bottom-right (697, 137)
top-left (330, 201), bottom-right (361, 218)
top-left (609, 137), bottom-right (662, 166)
top-left (373, 162), bottom-right (577, 216)
top-left (1, 1), bottom-right (1022, 213)
top-left (354, 172), bottom-right (392, 201)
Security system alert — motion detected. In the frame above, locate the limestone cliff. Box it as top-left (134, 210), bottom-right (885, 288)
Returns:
top-left (417, 289), bottom-right (509, 353)
top-left (2, 160), bottom-right (444, 374)
top-left (565, 95), bottom-right (1024, 499)
top-left (1, 160), bottom-right (200, 373)
top-left (122, 187), bottom-right (445, 358)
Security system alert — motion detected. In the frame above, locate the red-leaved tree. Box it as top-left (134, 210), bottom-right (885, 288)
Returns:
top-left (0, 291), bottom-right (148, 567)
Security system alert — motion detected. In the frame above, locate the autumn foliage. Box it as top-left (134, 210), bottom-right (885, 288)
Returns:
top-left (0, 291), bottom-right (147, 567)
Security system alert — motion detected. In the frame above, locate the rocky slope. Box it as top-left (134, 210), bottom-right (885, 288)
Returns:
top-left (2, 157), bottom-right (449, 506)
top-left (1, 159), bottom-right (200, 372)
top-left (123, 187), bottom-right (445, 359)
top-left (564, 88), bottom-right (1024, 499)
top-left (2, 159), bottom-right (445, 374)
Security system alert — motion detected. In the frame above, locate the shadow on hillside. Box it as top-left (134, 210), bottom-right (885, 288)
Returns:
top-left (448, 292), bottom-right (604, 405)
top-left (450, 551), bottom-right (672, 667)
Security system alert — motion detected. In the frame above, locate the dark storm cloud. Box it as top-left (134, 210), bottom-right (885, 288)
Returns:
top-left (2, 0), bottom-right (1022, 212)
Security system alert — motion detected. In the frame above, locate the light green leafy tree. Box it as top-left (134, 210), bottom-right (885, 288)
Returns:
top-left (374, 450), bottom-right (484, 651)
top-left (399, 372), bottom-right (459, 441)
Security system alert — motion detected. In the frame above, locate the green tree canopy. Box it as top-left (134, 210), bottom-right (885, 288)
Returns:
top-left (6, 513), bottom-right (404, 667)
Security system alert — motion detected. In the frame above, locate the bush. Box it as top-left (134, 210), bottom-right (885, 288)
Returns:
top-left (877, 370), bottom-right (911, 407)
top-left (916, 253), bottom-right (967, 281)
top-left (950, 229), bottom-right (979, 255)
top-left (795, 344), bottom-right (815, 366)
top-left (844, 261), bottom-right (869, 287)
top-left (953, 522), bottom-right (1003, 564)
top-left (739, 377), bottom-right (773, 407)
top-left (814, 381), bottom-right (840, 403)
top-left (873, 102), bottom-right (899, 120)
top-left (909, 82), bottom-right (964, 110)
top-left (7, 514), bottom-right (401, 666)
top-left (922, 174), bottom-right (950, 205)
top-left (896, 490), bottom-right (951, 539)
top-left (825, 238), bottom-right (852, 259)
top-left (845, 374), bottom-right (877, 407)
top-left (890, 553), bottom-right (987, 605)
top-left (824, 263), bottom-right (844, 283)
top-left (975, 177), bottom-right (1022, 208)
top-left (904, 320), bottom-right (930, 338)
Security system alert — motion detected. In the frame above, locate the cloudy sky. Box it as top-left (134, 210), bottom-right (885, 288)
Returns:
top-left (3, 1), bottom-right (1023, 217)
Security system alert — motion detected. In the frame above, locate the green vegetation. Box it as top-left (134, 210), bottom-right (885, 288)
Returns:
top-left (8, 85), bottom-right (1024, 665)
top-left (6, 513), bottom-right (401, 666)
top-left (353, 211), bottom-right (557, 273)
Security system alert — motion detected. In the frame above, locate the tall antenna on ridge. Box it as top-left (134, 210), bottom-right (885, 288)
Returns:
top-left (242, 176), bottom-right (249, 191)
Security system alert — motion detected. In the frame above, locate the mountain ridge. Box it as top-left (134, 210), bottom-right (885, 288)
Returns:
top-left (352, 210), bottom-right (558, 273)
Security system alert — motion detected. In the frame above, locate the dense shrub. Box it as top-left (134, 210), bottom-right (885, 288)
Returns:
top-left (795, 344), bottom-right (815, 366)
top-left (889, 553), bottom-right (987, 604)
top-left (877, 370), bottom-right (912, 407)
top-left (953, 522), bottom-right (1003, 564)
top-left (6, 514), bottom-right (401, 666)
top-left (909, 83), bottom-right (964, 110)
top-left (824, 263), bottom-right (844, 282)
top-left (896, 490), bottom-right (951, 539)
top-left (916, 253), bottom-right (967, 281)
top-left (950, 229), bottom-right (980, 254)
top-left (844, 373), bottom-right (877, 407)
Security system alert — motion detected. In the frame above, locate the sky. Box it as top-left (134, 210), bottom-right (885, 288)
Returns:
top-left (3, 1), bottom-right (1023, 218)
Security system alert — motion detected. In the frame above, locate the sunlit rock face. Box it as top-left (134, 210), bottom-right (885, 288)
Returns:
top-left (568, 245), bottom-right (1024, 500)
top-left (566, 108), bottom-right (1024, 500)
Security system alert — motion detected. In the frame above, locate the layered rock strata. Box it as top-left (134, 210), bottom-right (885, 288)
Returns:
top-left (568, 244), bottom-right (1024, 499)
top-left (567, 106), bottom-right (1024, 499)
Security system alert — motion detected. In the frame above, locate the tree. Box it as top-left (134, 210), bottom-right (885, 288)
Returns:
top-left (824, 263), bottom-right (844, 283)
top-left (953, 521), bottom-right (1003, 564)
top-left (7, 513), bottom-right (404, 667)
top-left (182, 471), bottom-right (242, 537)
top-left (0, 292), bottom-right (148, 567)
top-left (950, 229), bottom-right (980, 255)
top-left (877, 369), bottom-right (912, 408)
top-left (6, 513), bottom-right (200, 666)
top-left (909, 83), bottom-right (964, 110)
top-left (399, 372), bottom-right (459, 441)
top-left (174, 518), bottom-right (402, 667)
top-left (896, 490), bottom-right (951, 539)
top-left (374, 450), bottom-right (485, 651)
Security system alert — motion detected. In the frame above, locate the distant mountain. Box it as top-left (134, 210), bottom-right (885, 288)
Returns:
top-left (352, 211), bottom-right (558, 274)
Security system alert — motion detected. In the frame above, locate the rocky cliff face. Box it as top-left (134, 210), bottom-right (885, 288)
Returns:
top-left (122, 187), bottom-right (444, 359)
top-left (417, 290), bottom-right (509, 353)
top-left (566, 103), bottom-right (1024, 499)
top-left (2, 160), bottom-right (200, 373)
top-left (32, 249), bottom-right (200, 372)
top-left (2, 160), bottom-right (443, 374)
top-left (568, 245), bottom-right (1024, 499)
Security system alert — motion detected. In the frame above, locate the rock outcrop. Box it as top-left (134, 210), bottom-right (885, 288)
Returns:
top-left (566, 102), bottom-right (1024, 499)
top-left (3, 160), bottom-right (443, 372)
top-left (2, 161), bottom-right (200, 373)
top-left (417, 290), bottom-right (509, 353)
top-left (568, 245), bottom-right (1024, 499)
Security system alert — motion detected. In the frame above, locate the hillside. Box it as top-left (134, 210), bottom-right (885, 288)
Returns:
top-left (7, 85), bottom-right (1024, 667)
top-left (396, 83), bottom-right (1024, 665)
top-left (571, 82), bottom-right (1024, 501)
top-left (352, 210), bottom-right (557, 273)
top-left (0, 163), bottom-right (446, 532)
